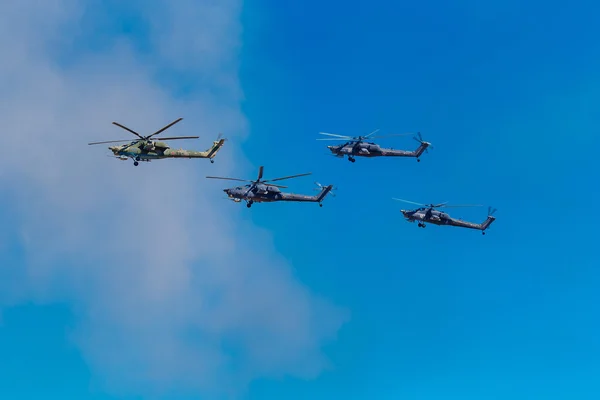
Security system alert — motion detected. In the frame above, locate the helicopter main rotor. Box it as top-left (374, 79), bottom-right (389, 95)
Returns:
top-left (317, 129), bottom-right (415, 143)
top-left (88, 117), bottom-right (199, 146)
top-left (206, 166), bottom-right (312, 194)
top-left (392, 198), bottom-right (483, 209)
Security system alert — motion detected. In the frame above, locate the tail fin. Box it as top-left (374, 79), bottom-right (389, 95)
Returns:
top-left (480, 207), bottom-right (497, 233)
top-left (480, 216), bottom-right (496, 231)
top-left (316, 183), bottom-right (334, 203)
top-left (413, 132), bottom-right (432, 158)
top-left (206, 134), bottom-right (226, 160)
top-left (314, 182), bottom-right (336, 197)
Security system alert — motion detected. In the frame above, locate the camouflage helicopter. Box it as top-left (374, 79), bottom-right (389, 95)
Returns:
top-left (206, 166), bottom-right (335, 208)
top-left (88, 117), bottom-right (226, 166)
top-left (393, 198), bottom-right (497, 235)
top-left (317, 130), bottom-right (432, 162)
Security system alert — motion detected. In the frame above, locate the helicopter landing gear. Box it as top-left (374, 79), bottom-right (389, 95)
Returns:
top-left (416, 158), bottom-right (421, 162)
top-left (348, 156), bottom-right (356, 163)
top-left (319, 203), bottom-right (323, 207)
top-left (134, 161), bottom-right (139, 166)
top-left (418, 223), bottom-right (426, 228)
top-left (210, 159), bottom-right (214, 164)
top-left (246, 200), bottom-right (253, 208)
top-left (482, 231), bottom-right (486, 235)
top-left (135, 156), bottom-right (141, 161)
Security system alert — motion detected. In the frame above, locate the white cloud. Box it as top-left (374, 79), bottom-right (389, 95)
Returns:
top-left (0, 1), bottom-right (348, 398)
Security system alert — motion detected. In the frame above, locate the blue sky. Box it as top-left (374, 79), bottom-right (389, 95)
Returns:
top-left (239, 1), bottom-right (600, 399)
top-left (1, 1), bottom-right (600, 399)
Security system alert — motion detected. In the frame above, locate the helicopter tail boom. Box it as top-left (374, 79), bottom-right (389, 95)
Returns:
top-left (446, 212), bottom-right (496, 232)
top-left (277, 184), bottom-right (334, 204)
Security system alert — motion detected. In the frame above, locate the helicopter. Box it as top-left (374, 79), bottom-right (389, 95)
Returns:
top-left (88, 117), bottom-right (226, 166)
top-left (206, 166), bottom-right (335, 208)
top-left (317, 130), bottom-right (432, 162)
top-left (393, 198), bottom-right (497, 235)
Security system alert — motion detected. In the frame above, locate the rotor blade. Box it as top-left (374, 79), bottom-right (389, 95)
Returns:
top-left (370, 133), bottom-right (415, 139)
top-left (88, 139), bottom-right (135, 145)
top-left (266, 183), bottom-right (288, 189)
top-left (244, 184), bottom-right (255, 196)
top-left (364, 129), bottom-right (380, 138)
top-left (392, 198), bottom-right (426, 206)
top-left (318, 132), bottom-right (353, 139)
top-left (147, 117), bottom-right (184, 138)
top-left (257, 166), bottom-right (264, 181)
top-left (112, 122), bottom-right (144, 139)
top-left (206, 176), bottom-right (253, 183)
top-left (316, 138), bottom-right (354, 141)
top-left (153, 136), bottom-right (200, 141)
top-left (264, 172), bottom-right (312, 183)
top-left (441, 204), bottom-right (484, 208)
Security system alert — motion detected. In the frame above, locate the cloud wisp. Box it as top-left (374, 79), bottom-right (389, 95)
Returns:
top-left (0, 1), bottom-right (348, 397)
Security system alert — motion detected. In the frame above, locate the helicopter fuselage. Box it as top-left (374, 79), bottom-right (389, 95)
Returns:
top-left (400, 207), bottom-right (496, 232)
top-left (225, 184), bottom-right (282, 202)
top-left (402, 208), bottom-right (453, 225)
top-left (109, 139), bottom-right (224, 162)
top-left (224, 184), bottom-right (324, 203)
top-left (327, 141), bottom-right (429, 159)
top-left (223, 183), bottom-right (333, 208)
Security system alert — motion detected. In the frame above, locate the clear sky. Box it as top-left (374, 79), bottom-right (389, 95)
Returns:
top-left (1, 1), bottom-right (600, 399)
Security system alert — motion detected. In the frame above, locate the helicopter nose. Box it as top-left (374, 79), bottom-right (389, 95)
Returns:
top-left (401, 209), bottom-right (407, 216)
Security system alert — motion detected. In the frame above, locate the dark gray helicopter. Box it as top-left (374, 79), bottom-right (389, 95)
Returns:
top-left (393, 198), bottom-right (497, 235)
top-left (206, 166), bottom-right (335, 208)
top-left (317, 130), bottom-right (432, 162)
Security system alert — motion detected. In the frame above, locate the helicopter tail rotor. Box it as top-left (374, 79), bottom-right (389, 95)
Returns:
top-left (314, 182), bottom-right (337, 197)
top-left (488, 206), bottom-right (498, 216)
top-left (413, 132), bottom-right (433, 152)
